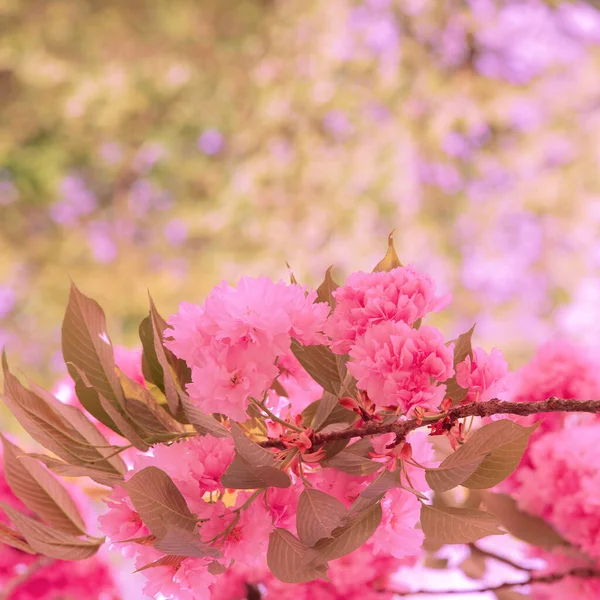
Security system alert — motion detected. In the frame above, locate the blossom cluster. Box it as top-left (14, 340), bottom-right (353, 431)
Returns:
top-left (100, 430), bottom-right (430, 600)
top-left (497, 340), bottom-right (600, 599)
top-left (95, 265), bottom-right (508, 598)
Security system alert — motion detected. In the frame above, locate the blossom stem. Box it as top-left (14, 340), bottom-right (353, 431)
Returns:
top-left (385, 567), bottom-right (600, 595)
top-left (259, 397), bottom-right (600, 449)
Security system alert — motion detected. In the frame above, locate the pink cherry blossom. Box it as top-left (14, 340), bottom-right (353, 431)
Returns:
top-left (166, 277), bottom-right (328, 421)
top-left (348, 321), bottom-right (454, 413)
top-left (324, 266), bottom-right (450, 354)
top-left (512, 423), bottom-right (600, 560)
top-left (369, 488), bottom-right (424, 559)
top-left (201, 498), bottom-right (272, 567)
top-left (456, 346), bottom-right (508, 402)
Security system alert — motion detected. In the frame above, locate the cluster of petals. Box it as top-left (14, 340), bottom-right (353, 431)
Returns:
top-left (209, 543), bottom-right (407, 600)
top-left (456, 346), bottom-right (508, 403)
top-left (511, 423), bottom-right (600, 560)
top-left (99, 426), bottom-right (435, 599)
top-left (0, 449), bottom-right (120, 600)
top-left (166, 277), bottom-right (329, 421)
top-left (324, 266), bottom-right (450, 355)
top-left (509, 339), bottom-right (600, 435)
top-left (348, 320), bottom-right (454, 413)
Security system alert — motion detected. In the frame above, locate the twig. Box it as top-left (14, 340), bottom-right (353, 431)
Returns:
top-left (260, 397), bottom-right (600, 449)
top-left (385, 567), bottom-right (600, 596)
top-left (468, 543), bottom-right (532, 572)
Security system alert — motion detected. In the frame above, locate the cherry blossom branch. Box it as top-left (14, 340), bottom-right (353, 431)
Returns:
top-left (468, 543), bottom-right (532, 572)
top-left (260, 397), bottom-right (600, 448)
top-left (386, 567), bottom-right (600, 596)
top-left (0, 556), bottom-right (54, 600)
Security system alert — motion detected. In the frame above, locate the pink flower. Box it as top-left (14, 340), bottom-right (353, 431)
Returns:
top-left (201, 498), bottom-right (272, 567)
top-left (99, 486), bottom-right (148, 546)
top-left (456, 346), bottom-right (508, 402)
top-left (324, 266), bottom-right (450, 354)
top-left (141, 557), bottom-right (216, 600)
top-left (113, 345), bottom-right (145, 385)
top-left (369, 489), bottom-right (423, 559)
top-left (187, 344), bottom-right (279, 421)
top-left (266, 351), bottom-right (324, 417)
top-left (348, 321), bottom-right (454, 413)
top-left (512, 423), bottom-right (600, 560)
top-left (267, 483), bottom-right (303, 531)
top-left (510, 339), bottom-right (600, 435)
top-left (166, 277), bottom-right (328, 421)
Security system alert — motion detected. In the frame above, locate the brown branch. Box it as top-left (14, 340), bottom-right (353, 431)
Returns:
top-left (386, 567), bottom-right (600, 596)
top-left (260, 397), bottom-right (600, 449)
top-left (468, 543), bottom-right (532, 572)
top-left (0, 556), bottom-right (53, 600)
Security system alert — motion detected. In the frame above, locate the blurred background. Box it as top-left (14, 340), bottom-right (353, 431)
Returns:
top-left (2, 0), bottom-right (600, 385)
top-left (2, 2), bottom-right (600, 597)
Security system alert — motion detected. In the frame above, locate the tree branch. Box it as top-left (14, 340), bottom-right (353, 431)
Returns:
top-left (260, 397), bottom-right (600, 448)
top-left (386, 567), bottom-right (600, 596)
top-left (468, 543), bottom-right (532, 572)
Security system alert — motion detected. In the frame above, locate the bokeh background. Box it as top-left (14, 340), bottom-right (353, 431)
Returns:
top-left (2, 1), bottom-right (600, 597)
top-left (3, 0), bottom-right (600, 387)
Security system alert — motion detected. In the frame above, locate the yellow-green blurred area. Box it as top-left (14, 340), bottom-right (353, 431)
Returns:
top-left (3, 0), bottom-right (600, 398)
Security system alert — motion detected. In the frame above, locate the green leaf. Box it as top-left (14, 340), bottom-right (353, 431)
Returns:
top-left (444, 377), bottom-right (469, 406)
top-left (153, 529), bottom-right (221, 559)
top-left (360, 470), bottom-right (402, 499)
top-left (0, 522), bottom-right (36, 554)
top-left (420, 504), bottom-right (504, 545)
top-left (220, 454), bottom-right (291, 489)
top-left (301, 398), bottom-right (357, 431)
top-left (373, 231), bottom-right (402, 272)
top-left (98, 393), bottom-right (149, 451)
top-left (302, 502), bottom-right (382, 566)
top-left (25, 455), bottom-right (123, 487)
top-left (290, 340), bottom-right (346, 396)
top-left (117, 368), bottom-right (184, 436)
top-left (454, 325), bottom-right (476, 365)
top-left (2, 357), bottom-right (126, 476)
top-left (481, 492), bottom-right (567, 549)
top-left (442, 324), bottom-right (475, 407)
top-left (311, 393), bottom-right (340, 432)
top-left (135, 554), bottom-right (186, 573)
top-left (0, 502), bottom-right (102, 560)
top-left (426, 455), bottom-right (488, 493)
top-left (124, 466), bottom-right (197, 537)
top-left (267, 528), bottom-right (328, 584)
top-left (61, 282), bottom-right (125, 431)
top-left (139, 302), bottom-right (192, 394)
top-left (316, 267), bottom-right (339, 311)
top-left (323, 448), bottom-right (380, 476)
top-left (2, 436), bottom-right (87, 536)
top-left (460, 421), bottom-right (539, 489)
top-left (426, 420), bottom-right (539, 491)
top-left (230, 423), bottom-right (276, 467)
top-left (296, 489), bottom-right (347, 547)
top-left (139, 314), bottom-right (165, 392)
top-left (181, 398), bottom-right (231, 438)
